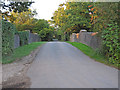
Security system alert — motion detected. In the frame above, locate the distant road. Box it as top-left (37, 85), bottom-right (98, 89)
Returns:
top-left (27, 42), bottom-right (118, 88)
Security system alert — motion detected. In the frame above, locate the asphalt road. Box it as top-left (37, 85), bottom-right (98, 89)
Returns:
top-left (27, 42), bottom-right (118, 88)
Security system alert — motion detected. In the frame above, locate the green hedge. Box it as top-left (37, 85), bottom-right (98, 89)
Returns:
top-left (2, 21), bottom-right (15, 57)
top-left (102, 22), bottom-right (120, 65)
top-left (17, 31), bottom-right (29, 46)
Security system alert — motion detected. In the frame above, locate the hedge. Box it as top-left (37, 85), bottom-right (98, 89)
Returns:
top-left (102, 22), bottom-right (120, 65)
top-left (2, 21), bottom-right (15, 57)
top-left (17, 31), bottom-right (29, 46)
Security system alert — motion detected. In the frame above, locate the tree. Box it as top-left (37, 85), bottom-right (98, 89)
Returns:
top-left (90, 2), bottom-right (119, 32)
top-left (9, 9), bottom-right (37, 32)
top-left (1, 0), bottom-right (34, 21)
top-left (11, 9), bottom-right (36, 23)
top-left (39, 27), bottom-right (55, 41)
top-left (32, 19), bottom-right (49, 33)
top-left (2, 1), bottom-right (33, 13)
top-left (52, 2), bottom-right (94, 33)
top-left (51, 2), bottom-right (94, 40)
top-left (65, 2), bottom-right (92, 32)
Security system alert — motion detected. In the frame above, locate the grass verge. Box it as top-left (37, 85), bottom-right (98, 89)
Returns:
top-left (2, 42), bottom-right (46, 64)
top-left (67, 41), bottom-right (119, 69)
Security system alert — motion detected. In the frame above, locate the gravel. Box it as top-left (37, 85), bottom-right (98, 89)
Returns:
top-left (2, 46), bottom-right (41, 88)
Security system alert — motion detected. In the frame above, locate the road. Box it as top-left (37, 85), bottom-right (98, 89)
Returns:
top-left (27, 42), bottom-right (118, 88)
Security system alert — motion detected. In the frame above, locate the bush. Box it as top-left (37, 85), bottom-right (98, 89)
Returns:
top-left (102, 22), bottom-right (120, 65)
top-left (39, 28), bottom-right (54, 41)
top-left (17, 31), bottom-right (29, 46)
top-left (2, 21), bottom-right (15, 57)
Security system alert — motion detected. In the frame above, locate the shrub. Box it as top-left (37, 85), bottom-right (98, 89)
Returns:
top-left (17, 31), bottom-right (29, 46)
top-left (2, 21), bottom-right (15, 57)
top-left (39, 28), bottom-right (54, 41)
top-left (102, 22), bottom-right (120, 65)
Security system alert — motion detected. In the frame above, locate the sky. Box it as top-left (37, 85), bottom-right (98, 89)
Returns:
top-left (31, 0), bottom-right (66, 20)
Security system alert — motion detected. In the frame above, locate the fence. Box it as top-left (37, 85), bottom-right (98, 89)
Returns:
top-left (14, 31), bottom-right (41, 48)
top-left (70, 30), bottom-right (101, 49)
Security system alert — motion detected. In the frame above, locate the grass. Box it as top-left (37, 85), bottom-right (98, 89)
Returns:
top-left (66, 41), bottom-right (119, 69)
top-left (2, 42), bottom-right (46, 64)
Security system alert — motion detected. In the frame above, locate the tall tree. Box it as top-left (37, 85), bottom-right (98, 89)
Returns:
top-left (52, 2), bottom-right (94, 33)
top-left (1, 0), bottom-right (34, 21)
top-left (2, 1), bottom-right (34, 13)
top-left (90, 2), bottom-right (119, 32)
top-left (32, 19), bottom-right (49, 33)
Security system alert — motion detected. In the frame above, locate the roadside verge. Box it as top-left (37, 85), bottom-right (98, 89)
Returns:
top-left (2, 42), bottom-right (46, 88)
top-left (67, 41), bottom-right (119, 70)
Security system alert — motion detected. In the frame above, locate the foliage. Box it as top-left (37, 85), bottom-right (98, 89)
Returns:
top-left (39, 27), bottom-right (54, 41)
top-left (2, 9), bottom-right (38, 34)
top-left (15, 24), bottom-right (33, 31)
top-left (2, 1), bottom-right (33, 13)
top-left (52, 6), bottom-right (67, 28)
top-left (14, 19), bottom-right (50, 33)
top-left (17, 31), bottom-right (29, 46)
top-left (55, 29), bottom-right (65, 41)
top-left (102, 22), bottom-right (120, 65)
top-left (90, 2), bottom-right (118, 32)
top-left (51, 2), bottom-right (95, 40)
top-left (65, 2), bottom-right (92, 32)
top-left (10, 9), bottom-right (36, 31)
top-left (2, 1), bottom-right (34, 21)
top-left (8, 10), bottom-right (39, 33)
top-left (2, 42), bottom-right (46, 64)
top-left (90, 2), bottom-right (120, 65)
top-left (2, 20), bottom-right (15, 57)
top-left (10, 9), bottom-right (36, 23)
top-left (52, 2), bottom-right (93, 33)
top-left (33, 19), bottom-right (49, 33)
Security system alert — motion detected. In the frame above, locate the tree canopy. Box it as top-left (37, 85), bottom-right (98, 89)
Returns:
top-left (2, 1), bottom-right (34, 13)
top-left (52, 2), bottom-right (95, 33)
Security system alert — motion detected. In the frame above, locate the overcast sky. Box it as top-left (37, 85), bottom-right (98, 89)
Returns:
top-left (31, 0), bottom-right (66, 20)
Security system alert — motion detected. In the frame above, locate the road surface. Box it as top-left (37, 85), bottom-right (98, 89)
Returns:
top-left (27, 42), bottom-right (118, 88)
